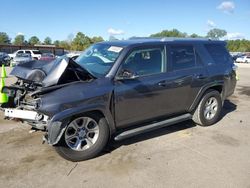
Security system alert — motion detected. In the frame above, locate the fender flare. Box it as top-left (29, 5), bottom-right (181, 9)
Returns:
top-left (47, 104), bottom-right (116, 145)
top-left (189, 81), bottom-right (225, 112)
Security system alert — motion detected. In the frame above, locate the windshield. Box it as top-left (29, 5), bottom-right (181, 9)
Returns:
top-left (75, 44), bottom-right (123, 77)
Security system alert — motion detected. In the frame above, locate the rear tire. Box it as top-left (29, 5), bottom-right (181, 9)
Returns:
top-left (54, 113), bottom-right (109, 162)
top-left (193, 90), bottom-right (222, 126)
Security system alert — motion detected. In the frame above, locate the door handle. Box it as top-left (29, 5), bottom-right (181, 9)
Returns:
top-left (195, 74), bottom-right (207, 79)
top-left (157, 81), bottom-right (167, 87)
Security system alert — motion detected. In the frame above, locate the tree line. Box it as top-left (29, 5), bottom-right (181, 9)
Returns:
top-left (150, 28), bottom-right (250, 52)
top-left (0, 28), bottom-right (249, 52)
top-left (0, 32), bottom-right (104, 51)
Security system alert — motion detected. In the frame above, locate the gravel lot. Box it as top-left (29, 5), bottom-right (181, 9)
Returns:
top-left (0, 64), bottom-right (250, 188)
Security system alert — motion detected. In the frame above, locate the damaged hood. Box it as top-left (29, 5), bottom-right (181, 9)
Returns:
top-left (10, 57), bottom-right (94, 87)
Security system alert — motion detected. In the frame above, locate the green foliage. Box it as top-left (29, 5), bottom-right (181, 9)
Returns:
top-left (54, 35), bottom-right (103, 50)
top-left (53, 40), bottom-right (60, 47)
top-left (44, 37), bottom-right (52, 45)
top-left (150, 29), bottom-right (188, 38)
top-left (28, 36), bottom-right (40, 45)
top-left (206, 28), bottom-right (227, 39)
top-left (190, 33), bottom-right (202, 38)
top-left (1, 29), bottom-right (250, 53)
top-left (14, 35), bottom-right (25, 45)
top-left (227, 40), bottom-right (250, 52)
top-left (58, 40), bottom-right (71, 50)
top-left (71, 32), bottom-right (92, 51)
top-left (91, 36), bottom-right (104, 44)
top-left (0, 32), bottom-right (10, 44)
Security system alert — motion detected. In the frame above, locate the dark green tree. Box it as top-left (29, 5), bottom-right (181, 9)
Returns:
top-left (91, 36), bottom-right (104, 44)
top-left (190, 33), bottom-right (202, 38)
top-left (44, 37), bottom-right (52, 45)
top-left (28, 36), bottom-right (40, 45)
top-left (0, 32), bottom-right (10, 44)
top-left (206, 28), bottom-right (227, 39)
top-left (150, 29), bottom-right (187, 38)
top-left (14, 34), bottom-right (25, 45)
top-left (59, 40), bottom-right (71, 50)
top-left (71, 32), bottom-right (92, 50)
top-left (53, 40), bottom-right (60, 47)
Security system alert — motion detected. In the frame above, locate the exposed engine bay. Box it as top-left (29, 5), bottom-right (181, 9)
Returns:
top-left (1, 57), bottom-right (94, 131)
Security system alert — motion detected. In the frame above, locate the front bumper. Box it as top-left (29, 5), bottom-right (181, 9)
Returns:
top-left (4, 108), bottom-right (48, 122)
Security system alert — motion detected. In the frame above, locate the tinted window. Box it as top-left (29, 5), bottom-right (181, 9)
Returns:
top-left (122, 48), bottom-right (164, 76)
top-left (33, 50), bottom-right (41, 54)
top-left (170, 45), bottom-right (195, 70)
top-left (205, 44), bottom-right (231, 64)
top-left (25, 51), bottom-right (31, 54)
top-left (17, 51), bottom-right (23, 54)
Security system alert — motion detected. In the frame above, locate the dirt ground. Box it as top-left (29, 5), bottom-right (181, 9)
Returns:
top-left (0, 64), bottom-right (250, 188)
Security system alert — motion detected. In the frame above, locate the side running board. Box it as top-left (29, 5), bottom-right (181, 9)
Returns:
top-left (114, 113), bottom-right (192, 141)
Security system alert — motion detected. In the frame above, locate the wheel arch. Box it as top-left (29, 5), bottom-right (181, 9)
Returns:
top-left (47, 105), bottom-right (116, 145)
top-left (189, 82), bottom-right (224, 113)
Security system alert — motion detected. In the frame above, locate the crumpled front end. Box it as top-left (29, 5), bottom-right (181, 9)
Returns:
top-left (1, 57), bottom-right (94, 131)
top-left (1, 78), bottom-right (50, 130)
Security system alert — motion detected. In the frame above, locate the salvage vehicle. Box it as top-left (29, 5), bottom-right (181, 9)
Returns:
top-left (0, 38), bottom-right (237, 161)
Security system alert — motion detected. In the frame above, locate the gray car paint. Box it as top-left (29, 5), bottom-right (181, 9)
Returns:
top-left (7, 39), bottom-right (237, 145)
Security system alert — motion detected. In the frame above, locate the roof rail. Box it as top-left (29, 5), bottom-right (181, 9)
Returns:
top-left (129, 37), bottom-right (215, 42)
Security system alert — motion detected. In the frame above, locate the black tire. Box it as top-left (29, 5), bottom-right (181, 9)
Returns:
top-left (54, 113), bottom-right (109, 162)
top-left (192, 90), bottom-right (222, 126)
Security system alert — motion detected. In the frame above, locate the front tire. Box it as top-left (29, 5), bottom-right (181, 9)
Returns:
top-left (54, 113), bottom-right (109, 162)
top-left (193, 90), bottom-right (222, 126)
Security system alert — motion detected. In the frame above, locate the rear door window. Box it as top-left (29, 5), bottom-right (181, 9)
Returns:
top-left (205, 44), bottom-right (232, 64)
top-left (169, 45), bottom-right (196, 70)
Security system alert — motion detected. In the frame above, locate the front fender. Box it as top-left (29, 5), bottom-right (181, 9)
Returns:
top-left (47, 104), bottom-right (115, 145)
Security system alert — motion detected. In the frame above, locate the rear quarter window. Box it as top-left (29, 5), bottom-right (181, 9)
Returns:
top-left (205, 44), bottom-right (232, 64)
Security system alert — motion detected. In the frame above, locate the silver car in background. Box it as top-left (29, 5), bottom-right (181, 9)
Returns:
top-left (12, 53), bottom-right (33, 66)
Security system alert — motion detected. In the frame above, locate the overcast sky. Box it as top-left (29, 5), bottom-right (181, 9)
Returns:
top-left (0, 0), bottom-right (249, 41)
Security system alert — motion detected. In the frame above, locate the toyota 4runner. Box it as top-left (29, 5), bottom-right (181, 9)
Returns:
top-left (0, 38), bottom-right (237, 161)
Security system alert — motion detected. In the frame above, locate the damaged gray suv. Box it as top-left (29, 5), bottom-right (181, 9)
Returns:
top-left (1, 38), bottom-right (237, 161)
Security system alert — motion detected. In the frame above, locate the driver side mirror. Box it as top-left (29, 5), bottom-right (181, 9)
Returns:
top-left (116, 69), bottom-right (139, 80)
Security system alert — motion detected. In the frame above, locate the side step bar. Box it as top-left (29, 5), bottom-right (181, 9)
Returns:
top-left (114, 113), bottom-right (192, 141)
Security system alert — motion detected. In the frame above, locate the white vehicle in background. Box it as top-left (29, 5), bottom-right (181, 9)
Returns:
top-left (9, 50), bottom-right (42, 60)
top-left (236, 55), bottom-right (250, 63)
top-left (12, 53), bottom-right (33, 66)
